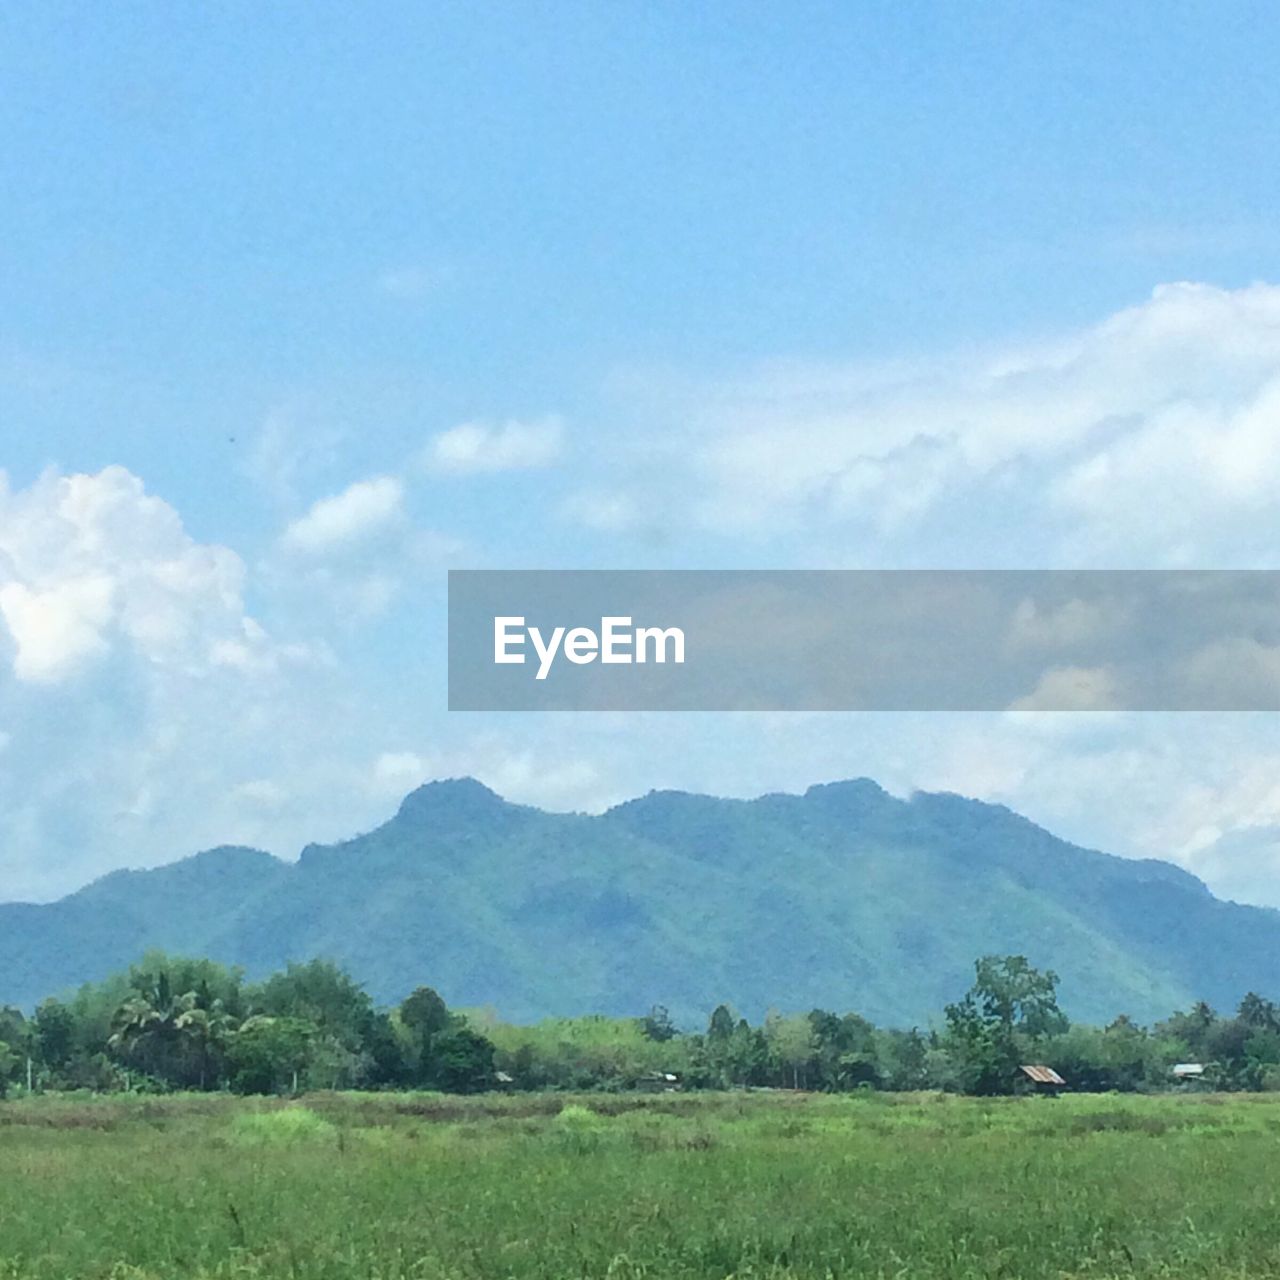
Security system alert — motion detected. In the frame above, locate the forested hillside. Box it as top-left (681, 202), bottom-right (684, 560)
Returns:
top-left (1, 777), bottom-right (1276, 1026)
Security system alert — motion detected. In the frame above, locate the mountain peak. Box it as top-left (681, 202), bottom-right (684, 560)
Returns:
top-left (801, 777), bottom-right (899, 817)
top-left (804, 778), bottom-right (891, 802)
top-left (387, 776), bottom-right (541, 845)
top-left (395, 776), bottom-right (505, 822)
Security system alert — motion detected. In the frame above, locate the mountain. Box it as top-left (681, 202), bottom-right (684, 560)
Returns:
top-left (1, 777), bottom-right (1277, 1027)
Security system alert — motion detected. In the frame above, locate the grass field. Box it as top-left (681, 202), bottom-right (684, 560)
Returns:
top-left (5, 1090), bottom-right (1280, 1279)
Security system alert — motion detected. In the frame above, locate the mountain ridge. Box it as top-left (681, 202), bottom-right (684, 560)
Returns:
top-left (0, 777), bottom-right (1269, 1026)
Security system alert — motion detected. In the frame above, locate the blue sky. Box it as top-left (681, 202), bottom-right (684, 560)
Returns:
top-left (4, 3), bottom-right (1280, 905)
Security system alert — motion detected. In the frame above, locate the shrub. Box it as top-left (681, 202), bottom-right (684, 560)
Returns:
top-left (553, 1103), bottom-right (610, 1152)
top-left (229, 1105), bottom-right (337, 1145)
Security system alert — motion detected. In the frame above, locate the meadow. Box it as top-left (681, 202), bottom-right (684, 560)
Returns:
top-left (4, 1089), bottom-right (1280, 1279)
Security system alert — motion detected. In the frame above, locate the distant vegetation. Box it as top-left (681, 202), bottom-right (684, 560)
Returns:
top-left (5, 951), bottom-right (1280, 1099)
top-left (7, 1089), bottom-right (1280, 1277)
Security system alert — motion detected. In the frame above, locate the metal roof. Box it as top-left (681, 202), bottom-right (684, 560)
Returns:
top-left (1018, 1064), bottom-right (1066, 1085)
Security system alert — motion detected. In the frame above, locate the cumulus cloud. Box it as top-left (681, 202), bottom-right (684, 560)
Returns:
top-left (0, 576), bottom-right (114, 682)
top-left (0, 467), bottom-right (270, 683)
top-left (265, 499), bottom-right (461, 629)
top-left (598, 282), bottom-right (1280, 566)
top-left (0, 466), bottom-right (349, 898)
top-left (426, 417), bottom-right (563, 474)
top-left (281, 476), bottom-right (405, 555)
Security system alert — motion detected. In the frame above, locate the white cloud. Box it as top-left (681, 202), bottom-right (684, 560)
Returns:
top-left (426, 417), bottom-right (563, 474)
top-left (0, 466), bottom-right (352, 899)
top-left (608, 282), bottom-right (1280, 566)
top-left (0, 466), bottom-right (265, 683)
top-left (0, 575), bottom-right (114, 682)
top-left (1050, 375), bottom-right (1280, 562)
top-left (372, 751), bottom-right (434, 796)
top-left (281, 476), bottom-right (405, 555)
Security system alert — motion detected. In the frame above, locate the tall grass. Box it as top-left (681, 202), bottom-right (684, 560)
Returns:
top-left (3, 1091), bottom-right (1280, 1277)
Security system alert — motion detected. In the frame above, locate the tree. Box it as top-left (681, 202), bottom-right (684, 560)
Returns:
top-left (0, 1007), bottom-right (27, 1052)
top-left (971, 955), bottom-right (1068, 1039)
top-left (400, 987), bottom-right (450, 1042)
top-left (226, 1016), bottom-right (316, 1094)
top-left (0, 1041), bottom-right (16, 1097)
top-left (108, 984), bottom-right (212, 1089)
top-left (690, 1007), bottom-right (767, 1088)
top-left (251, 961), bottom-right (378, 1058)
top-left (398, 986), bottom-right (451, 1085)
top-left (809, 1010), bottom-right (880, 1090)
top-left (943, 994), bottom-right (1005, 1095)
top-left (0, 1007), bottom-right (30, 1092)
top-left (707, 1005), bottom-right (735, 1043)
top-left (33, 999), bottom-right (76, 1076)
top-left (641, 1005), bottom-right (677, 1043)
top-left (1159, 1001), bottom-right (1217, 1059)
top-left (878, 1028), bottom-right (928, 1091)
top-left (945, 956), bottom-right (1067, 1095)
top-left (1099, 1015), bottom-right (1152, 1092)
top-left (430, 1025), bottom-right (496, 1093)
top-left (1239, 992), bottom-right (1278, 1031)
top-left (724, 1018), bottom-right (767, 1088)
top-left (765, 1012), bottom-right (817, 1090)
top-left (101, 955), bottom-right (248, 1089)
top-left (363, 1011), bottom-right (410, 1087)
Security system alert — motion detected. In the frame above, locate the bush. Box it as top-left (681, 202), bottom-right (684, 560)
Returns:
top-left (229, 1105), bottom-right (337, 1145)
top-left (553, 1103), bottom-right (610, 1152)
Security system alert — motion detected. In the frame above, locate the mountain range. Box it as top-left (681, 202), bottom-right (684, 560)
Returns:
top-left (2, 777), bottom-right (1277, 1027)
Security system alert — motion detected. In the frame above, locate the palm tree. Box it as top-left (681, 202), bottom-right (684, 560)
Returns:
top-left (109, 973), bottom-right (238, 1089)
top-left (174, 999), bottom-right (237, 1089)
top-left (1239, 992), bottom-right (1278, 1030)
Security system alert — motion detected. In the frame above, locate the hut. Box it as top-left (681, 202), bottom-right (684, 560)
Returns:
top-left (1017, 1064), bottom-right (1066, 1095)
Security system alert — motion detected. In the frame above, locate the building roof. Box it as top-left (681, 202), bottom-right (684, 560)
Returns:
top-left (1018, 1064), bottom-right (1066, 1085)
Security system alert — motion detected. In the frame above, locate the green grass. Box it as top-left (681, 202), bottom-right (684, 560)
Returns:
top-left (5, 1090), bottom-right (1280, 1277)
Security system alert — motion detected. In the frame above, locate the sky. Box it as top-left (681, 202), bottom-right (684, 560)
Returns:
top-left (4, 2), bottom-right (1280, 905)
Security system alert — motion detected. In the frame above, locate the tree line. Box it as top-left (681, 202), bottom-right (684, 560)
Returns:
top-left (2, 952), bottom-right (1279, 1097)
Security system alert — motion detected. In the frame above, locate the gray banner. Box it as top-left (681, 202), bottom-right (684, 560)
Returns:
top-left (448, 570), bottom-right (1280, 711)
